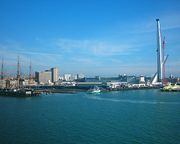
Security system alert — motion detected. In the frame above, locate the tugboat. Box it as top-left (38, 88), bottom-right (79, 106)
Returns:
top-left (88, 86), bottom-right (101, 94)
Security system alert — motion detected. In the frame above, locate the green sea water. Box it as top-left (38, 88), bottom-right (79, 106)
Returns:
top-left (0, 89), bottom-right (180, 144)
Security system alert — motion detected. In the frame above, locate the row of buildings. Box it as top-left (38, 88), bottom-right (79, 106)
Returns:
top-left (0, 65), bottom-right (179, 89)
top-left (35, 67), bottom-right (59, 85)
top-left (35, 67), bottom-right (85, 85)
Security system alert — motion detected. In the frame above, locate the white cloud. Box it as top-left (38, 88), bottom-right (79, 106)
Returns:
top-left (55, 38), bottom-right (140, 56)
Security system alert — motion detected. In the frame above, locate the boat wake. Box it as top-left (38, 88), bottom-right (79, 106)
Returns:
top-left (85, 95), bottom-right (180, 105)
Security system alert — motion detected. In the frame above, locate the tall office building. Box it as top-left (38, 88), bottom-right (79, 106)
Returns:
top-left (35, 67), bottom-right (59, 84)
top-left (51, 67), bottom-right (59, 82)
top-left (39, 70), bottom-right (51, 84)
top-left (63, 74), bottom-right (72, 81)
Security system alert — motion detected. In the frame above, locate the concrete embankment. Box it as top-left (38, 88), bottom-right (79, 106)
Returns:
top-left (30, 84), bottom-right (161, 94)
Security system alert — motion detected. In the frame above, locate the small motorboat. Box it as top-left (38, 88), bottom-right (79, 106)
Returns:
top-left (88, 86), bottom-right (101, 94)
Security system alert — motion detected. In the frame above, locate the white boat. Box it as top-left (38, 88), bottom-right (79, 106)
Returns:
top-left (162, 83), bottom-right (180, 91)
top-left (88, 86), bottom-right (101, 94)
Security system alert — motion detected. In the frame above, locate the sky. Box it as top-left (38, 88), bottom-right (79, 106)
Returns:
top-left (0, 0), bottom-right (180, 77)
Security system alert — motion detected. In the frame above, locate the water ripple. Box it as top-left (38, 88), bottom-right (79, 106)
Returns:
top-left (85, 95), bottom-right (180, 105)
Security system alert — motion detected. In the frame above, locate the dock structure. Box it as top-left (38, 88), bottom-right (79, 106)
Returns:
top-left (0, 88), bottom-right (41, 97)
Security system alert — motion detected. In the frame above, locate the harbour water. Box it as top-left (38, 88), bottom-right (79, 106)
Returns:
top-left (0, 89), bottom-right (180, 144)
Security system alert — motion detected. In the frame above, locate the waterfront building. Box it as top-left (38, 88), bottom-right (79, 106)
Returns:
top-left (35, 72), bottom-right (39, 82)
top-left (139, 75), bottom-right (145, 84)
top-left (51, 67), bottom-right (59, 82)
top-left (58, 76), bottom-right (64, 80)
top-left (131, 83), bottom-right (146, 88)
top-left (127, 76), bottom-right (138, 84)
top-left (85, 77), bottom-right (101, 82)
top-left (35, 70), bottom-right (51, 84)
top-left (63, 74), bottom-right (72, 81)
top-left (177, 78), bottom-right (180, 83)
top-left (0, 80), bottom-right (6, 88)
top-left (95, 76), bottom-right (101, 81)
top-left (118, 75), bottom-right (127, 82)
top-left (23, 79), bottom-right (30, 86)
top-left (105, 81), bottom-right (128, 89)
top-left (40, 70), bottom-right (51, 84)
top-left (6, 79), bottom-right (19, 88)
top-left (168, 74), bottom-right (178, 83)
top-left (22, 79), bottom-right (37, 86)
top-left (35, 67), bottom-right (59, 85)
top-left (71, 75), bottom-right (78, 81)
top-left (77, 73), bottom-right (85, 79)
top-left (60, 81), bottom-right (77, 86)
top-left (62, 74), bottom-right (80, 81)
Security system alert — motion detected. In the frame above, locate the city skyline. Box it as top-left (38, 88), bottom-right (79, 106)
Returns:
top-left (0, 0), bottom-right (180, 77)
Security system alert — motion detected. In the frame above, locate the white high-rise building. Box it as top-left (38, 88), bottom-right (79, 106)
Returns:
top-left (63, 74), bottom-right (71, 81)
top-left (139, 75), bottom-right (145, 83)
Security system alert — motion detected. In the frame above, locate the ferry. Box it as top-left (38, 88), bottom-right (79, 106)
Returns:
top-left (161, 83), bottom-right (180, 92)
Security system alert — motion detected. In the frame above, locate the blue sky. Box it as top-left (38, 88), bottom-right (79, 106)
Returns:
top-left (0, 0), bottom-right (180, 77)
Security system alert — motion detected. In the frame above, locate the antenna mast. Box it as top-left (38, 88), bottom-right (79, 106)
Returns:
top-left (162, 37), bottom-right (168, 84)
top-left (162, 37), bottom-right (165, 83)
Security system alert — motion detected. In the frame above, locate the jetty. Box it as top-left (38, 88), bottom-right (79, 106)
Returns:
top-left (0, 88), bottom-right (41, 97)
